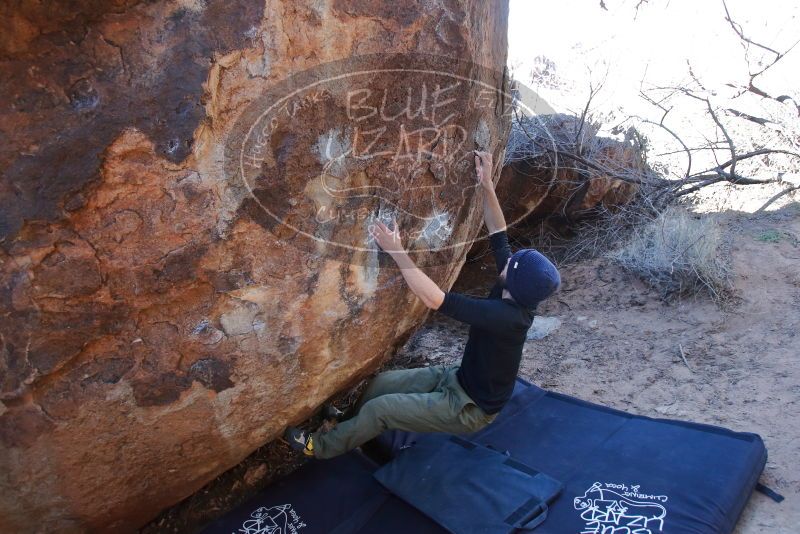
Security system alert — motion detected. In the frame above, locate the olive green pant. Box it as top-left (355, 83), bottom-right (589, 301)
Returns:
top-left (312, 364), bottom-right (497, 460)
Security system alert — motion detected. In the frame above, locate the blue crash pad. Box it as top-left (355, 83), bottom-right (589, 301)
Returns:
top-left (202, 377), bottom-right (766, 534)
top-left (199, 450), bottom-right (442, 534)
top-left (372, 378), bottom-right (767, 534)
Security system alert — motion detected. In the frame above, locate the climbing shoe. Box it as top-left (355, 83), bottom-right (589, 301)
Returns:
top-left (284, 427), bottom-right (315, 457)
top-left (321, 403), bottom-right (345, 421)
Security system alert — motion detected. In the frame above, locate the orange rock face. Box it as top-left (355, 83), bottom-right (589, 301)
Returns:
top-left (0, 1), bottom-right (510, 531)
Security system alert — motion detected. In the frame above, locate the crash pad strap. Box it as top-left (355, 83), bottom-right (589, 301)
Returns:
top-left (504, 497), bottom-right (549, 530)
top-left (755, 482), bottom-right (785, 503)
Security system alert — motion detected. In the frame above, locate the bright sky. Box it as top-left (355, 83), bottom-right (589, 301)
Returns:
top-left (508, 0), bottom-right (800, 116)
top-left (506, 0), bottom-right (800, 207)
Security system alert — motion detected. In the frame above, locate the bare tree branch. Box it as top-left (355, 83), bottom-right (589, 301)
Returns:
top-left (639, 91), bottom-right (693, 179)
top-left (724, 108), bottom-right (772, 126)
top-left (575, 81), bottom-right (603, 155)
top-left (721, 0), bottom-right (781, 57)
top-left (717, 148), bottom-right (800, 170)
top-left (721, 0), bottom-right (800, 113)
top-left (756, 184), bottom-right (800, 213)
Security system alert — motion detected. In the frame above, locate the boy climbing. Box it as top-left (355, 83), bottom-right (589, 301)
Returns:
top-left (284, 150), bottom-right (561, 459)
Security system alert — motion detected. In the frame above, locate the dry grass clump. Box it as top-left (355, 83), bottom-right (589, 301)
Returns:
top-left (608, 207), bottom-right (734, 301)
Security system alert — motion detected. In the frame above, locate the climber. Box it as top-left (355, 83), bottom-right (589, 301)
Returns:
top-left (284, 150), bottom-right (561, 459)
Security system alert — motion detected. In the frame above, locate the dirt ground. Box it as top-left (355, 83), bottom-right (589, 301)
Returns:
top-left (145, 196), bottom-right (799, 533)
top-left (398, 201), bottom-right (800, 533)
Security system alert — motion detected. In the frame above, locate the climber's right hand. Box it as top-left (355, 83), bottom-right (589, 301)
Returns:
top-left (474, 150), bottom-right (494, 191)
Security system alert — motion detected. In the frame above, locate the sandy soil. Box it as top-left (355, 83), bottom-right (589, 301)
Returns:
top-left (398, 201), bottom-right (800, 533)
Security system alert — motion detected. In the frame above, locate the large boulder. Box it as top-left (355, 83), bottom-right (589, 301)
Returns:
top-left (0, 1), bottom-right (511, 531)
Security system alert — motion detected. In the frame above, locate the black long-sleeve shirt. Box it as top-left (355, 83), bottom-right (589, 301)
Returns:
top-left (436, 230), bottom-right (534, 414)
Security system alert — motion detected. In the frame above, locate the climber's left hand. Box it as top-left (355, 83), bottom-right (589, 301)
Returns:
top-left (370, 219), bottom-right (404, 255)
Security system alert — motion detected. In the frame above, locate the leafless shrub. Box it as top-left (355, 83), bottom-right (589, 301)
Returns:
top-left (543, 195), bottom-right (659, 265)
top-left (608, 207), bottom-right (733, 301)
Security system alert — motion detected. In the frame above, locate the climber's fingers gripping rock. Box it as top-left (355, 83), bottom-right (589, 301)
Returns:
top-left (473, 150), bottom-right (494, 191)
top-left (370, 219), bottom-right (404, 254)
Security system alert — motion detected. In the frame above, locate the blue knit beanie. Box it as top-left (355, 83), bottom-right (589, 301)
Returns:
top-left (505, 249), bottom-right (561, 309)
